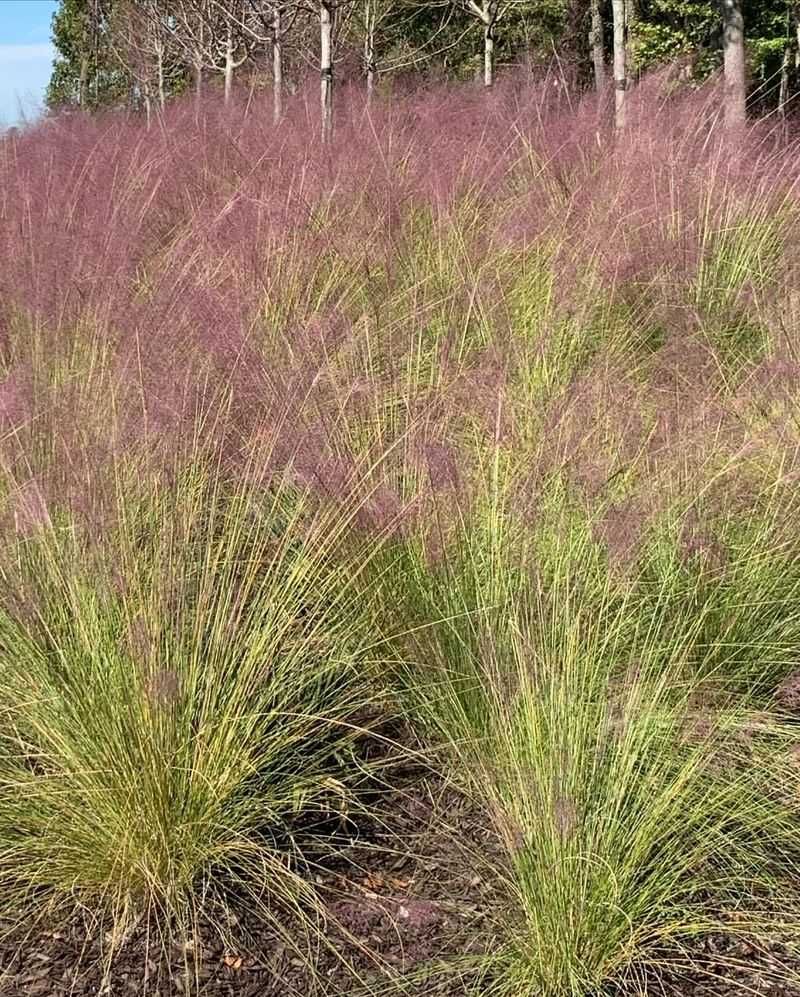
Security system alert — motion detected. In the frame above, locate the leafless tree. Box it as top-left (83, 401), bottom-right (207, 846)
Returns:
top-left (262, 0), bottom-right (358, 142)
top-left (778, 4), bottom-right (799, 121)
top-left (320, 1), bottom-right (334, 138)
top-left (108, 0), bottom-right (179, 126)
top-left (269, 3), bottom-right (291, 121)
top-left (173, 0), bottom-right (256, 104)
top-left (362, 0), bottom-right (378, 97)
top-left (355, 0), bottom-right (462, 100)
top-left (214, 1), bottom-right (302, 123)
top-left (454, 0), bottom-right (510, 87)
top-left (301, 0), bottom-right (358, 142)
top-left (170, 0), bottom-right (207, 104)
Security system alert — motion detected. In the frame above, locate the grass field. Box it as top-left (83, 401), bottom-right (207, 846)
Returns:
top-left (2, 74), bottom-right (800, 995)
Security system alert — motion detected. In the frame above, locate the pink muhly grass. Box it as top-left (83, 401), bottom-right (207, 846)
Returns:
top-left (595, 499), bottom-right (649, 574)
top-left (11, 478), bottom-right (51, 536)
top-left (143, 668), bottom-right (182, 709)
top-left (541, 364), bottom-right (646, 499)
top-left (2, 75), bottom-right (800, 992)
top-left (551, 795), bottom-right (578, 840)
top-left (0, 74), bottom-right (797, 563)
top-left (415, 439), bottom-right (462, 495)
top-left (678, 505), bottom-right (727, 572)
top-left (0, 369), bottom-right (31, 430)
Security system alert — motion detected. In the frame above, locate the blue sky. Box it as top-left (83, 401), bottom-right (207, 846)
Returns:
top-left (0, 1), bottom-right (58, 125)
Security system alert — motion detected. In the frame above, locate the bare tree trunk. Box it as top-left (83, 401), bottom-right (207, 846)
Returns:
top-left (194, 15), bottom-right (204, 110)
top-left (611, 0), bottom-right (626, 127)
top-left (721, 0), bottom-right (746, 128)
top-left (796, 5), bottom-right (800, 67)
top-left (624, 0), bottom-right (635, 89)
top-left (779, 42), bottom-right (790, 119)
top-left (156, 40), bottom-right (165, 111)
top-left (143, 82), bottom-right (152, 130)
top-left (79, 54), bottom-right (90, 109)
top-left (321, 0), bottom-right (334, 142)
top-left (273, 5), bottom-right (283, 123)
top-left (781, 4), bottom-right (800, 121)
top-left (224, 26), bottom-right (235, 103)
top-left (78, 7), bottom-right (91, 109)
top-left (364, 0), bottom-right (376, 99)
top-left (589, 0), bottom-right (606, 91)
top-left (483, 17), bottom-right (494, 87)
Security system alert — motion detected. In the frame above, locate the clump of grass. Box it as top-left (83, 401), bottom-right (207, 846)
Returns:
top-left (0, 450), bottom-right (382, 969)
top-left (378, 476), bottom-right (800, 996)
top-left (479, 660), bottom-right (800, 997)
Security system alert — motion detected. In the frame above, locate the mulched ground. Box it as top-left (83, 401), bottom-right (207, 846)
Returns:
top-left (0, 776), bottom-right (495, 997)
top-left (0, 772), bottom-right (799, 997)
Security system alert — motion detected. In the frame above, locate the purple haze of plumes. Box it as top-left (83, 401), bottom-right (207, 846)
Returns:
top-left (0, 73), bottom-right (797, 554)
top-left (12, 479), bottom-right (50, 535)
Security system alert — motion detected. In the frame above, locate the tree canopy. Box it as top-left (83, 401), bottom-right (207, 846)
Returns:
top-left (45, 0), bottom-right (798, 118)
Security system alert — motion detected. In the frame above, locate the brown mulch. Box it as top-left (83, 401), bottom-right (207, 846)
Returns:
top-left (0, 779), bottom-right (495, 997)
top-left (0, 774), bottom-right (799, 997)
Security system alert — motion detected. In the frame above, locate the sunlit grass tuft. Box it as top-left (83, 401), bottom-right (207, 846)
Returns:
top-left (0, 451), bottom-right (383, 972)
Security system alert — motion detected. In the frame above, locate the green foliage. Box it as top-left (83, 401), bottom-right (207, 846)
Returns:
top-left (46, 0), bottom-right (128, 111)
top-left (631, 0), bottom-right (720, 73)
top-left (631, 0), bottom-right (792, 96)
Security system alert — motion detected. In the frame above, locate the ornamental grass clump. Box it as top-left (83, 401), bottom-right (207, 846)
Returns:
top-left (0, 448), bottom-right (383, 966)
top-left (379, 492), bottom-right (800, 997)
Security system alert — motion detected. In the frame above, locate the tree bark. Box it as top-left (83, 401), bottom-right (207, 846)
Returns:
top-left (321, 0), bottom-right (334, 142)
top-left (143, 82), bottom-right (152, 130)
top-left (78, 6), bottom-right (91, 109)
top-left (156, 40), bottom-right (165, 111)
top-left (79, 54), bottom-right (89, 109)
top-left (273, 5), bottom-right (283, 123)
top-left (721, 0), bottom-right (746, 128)
top-left (194, 14), bottom-right (204, 109)
top-left (779, 42), bottom-right (790, 119)
top-left (796, 5), bottom-right (800, 67)
top-left (194, 58), bottom-right (203, 105)
top-left (611, 0), bottom-right (626, 127)
top-left (484, 17), bottom-right (494, 87)
top-left (624, 0), bottom-right (635, 88)
top-left (589, 0), bottom-right (606, 91)
top-left (364, 0), bottom-right (376, 99)
top-left (224, 24), bottom-right (235, 104)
